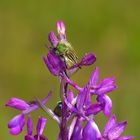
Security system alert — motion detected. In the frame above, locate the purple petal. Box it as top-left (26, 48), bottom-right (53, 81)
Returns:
top-left (43, 51), bottom-right (66, 76)
top-left (118, 136), bottom-right (134, 140)
top-left (6, 98), bottom-right (29, 110)
top-left (36, 117), bottom-right (47, 136)
top-left (76, 86), bottom-right (91, 112)
top-left (10, 125), bottom-right (22, 135)
top-left (103, 115), bottom-right (117, 136)
top-left (85, 103), bottom-right (102, 116)
top-left (108, 121), bottom-right (127, 139)
top-left (80, 52), bottom-right (96, 66)
top-left (99, 77), bottom-right (116, 87)
top-left (96, 85), bottom-right (117, 95)
top-left (25, 135), bottom-right (35, 140)
top-left (63, 95), bottom-right (77, 113)
top-left (8, 114), bottom-right (25, 128)
top-left (8, 114), bottom-right (25, 135)
top-left (56, 20), bottom-right (66, 40)
top-left (70, 118), bottom-right (83, 140)
top-left (48, 31), bottom-right (58, 47)
top-left (96, 77), bottom-right (117, 95)
top-left (90, 67), bottom-right (99, 87)
top-left (83, 120), bottom-right (101, 140)
top-left (67, 90), bottom-right (74, 103)
top-left (27, 115), bottom-right (33, 135)
top-left (97, 95), bottom-right (112, 117)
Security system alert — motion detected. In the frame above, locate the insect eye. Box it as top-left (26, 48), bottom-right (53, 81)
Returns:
top-left (53, 101), bottom-right (62, 117)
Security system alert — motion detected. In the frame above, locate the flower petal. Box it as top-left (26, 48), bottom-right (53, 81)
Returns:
top-left (56, 20), bottom-right (66, 40)
top-left (71, 118), bottom-right (83, 140)
top-left (67, 90), bottom-right (74, 103)
top-left (103, 115), bottom-right (117, 136)
top-left (108, 121), bottom-right (127, 139)
top-left (90, 67), bottom-right (99, 87)
top-left (6, 98), bottom-right (29, 110)
top-left (8, 114), bottom-right (25, 128)
top-left (43, 51), bottom-right (66, 76)
top-left (97, 95), bottom-right (112, 117)
top-left (36, 117), bottom-right (47, 136)
top-left (83, 120), bottom-right (101, 140)
top-left (27, 115), bottom-right (33, 135)
top-left (10, 125), bottom-right (22, 135)
top-left (96, 77), bottom-right (117, 95)
top-left (80, 52), bottom-right (96, 66)
top-left (76, 87), bottom-right (91, 112)
top-left (85, 103), bottom-right (102, 116)
top-left (63, 95), bottom-right (77, 113)
top-left (48, 31), bottom-right (59, 47)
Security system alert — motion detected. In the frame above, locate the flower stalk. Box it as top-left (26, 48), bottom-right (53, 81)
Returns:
top-left (5, 21), bottom-right (133, 140)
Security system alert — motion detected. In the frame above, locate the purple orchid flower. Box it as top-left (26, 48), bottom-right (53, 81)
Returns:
top-left (89, 67), bottom-right (117, 117)
top-left (63, 67), bottom-right (117, 117)
top-left (63, 87), bottom-right (92, 118)
top-left (6, 92), bottom-right (52, 135)
top-left (25, 116), bottom-right (48, 140)
top-left (101, 115), bottom-right (134, 140)
top-left (6, 20), bottom-right (134, 140)
top-left (90, 67), bottom-right (117, 95)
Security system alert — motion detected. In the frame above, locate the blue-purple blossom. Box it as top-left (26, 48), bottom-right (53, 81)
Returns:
top-left (6, 20), bottom-right (133, 140)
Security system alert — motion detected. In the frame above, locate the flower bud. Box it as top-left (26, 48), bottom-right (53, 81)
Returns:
top-left (27, 116), bottom-right (33, 136)
top-left (48, 31), bottom-right (58, 47)
top-left (43, 51), bottom-right (66, 76)
top-left (81, 52), bottom-right (96, 66)
top-left (56, 20), bottom-right (66, 40)
top-left (36, 117), bottom-right (47, 136)
top-left (8, 114), bottom-right (25, 135)
top-left (6, 98), bottom-right (29, 111)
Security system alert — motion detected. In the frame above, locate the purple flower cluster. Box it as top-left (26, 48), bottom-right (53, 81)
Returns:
top-left (6, 21), bottom-right (133, 140)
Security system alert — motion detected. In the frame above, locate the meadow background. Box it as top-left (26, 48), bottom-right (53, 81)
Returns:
top-left (0, 0), bottom-right (140, 139)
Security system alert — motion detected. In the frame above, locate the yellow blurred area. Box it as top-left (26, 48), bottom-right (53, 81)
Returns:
top-left (0, 0), bottom-right (140, 139)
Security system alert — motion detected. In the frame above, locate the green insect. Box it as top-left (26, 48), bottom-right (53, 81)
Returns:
top-left (53, 41), bottom-right (78, 68)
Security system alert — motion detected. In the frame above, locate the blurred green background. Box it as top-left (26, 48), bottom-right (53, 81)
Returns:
top-left (0, 0), bottom-right (139, 139)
